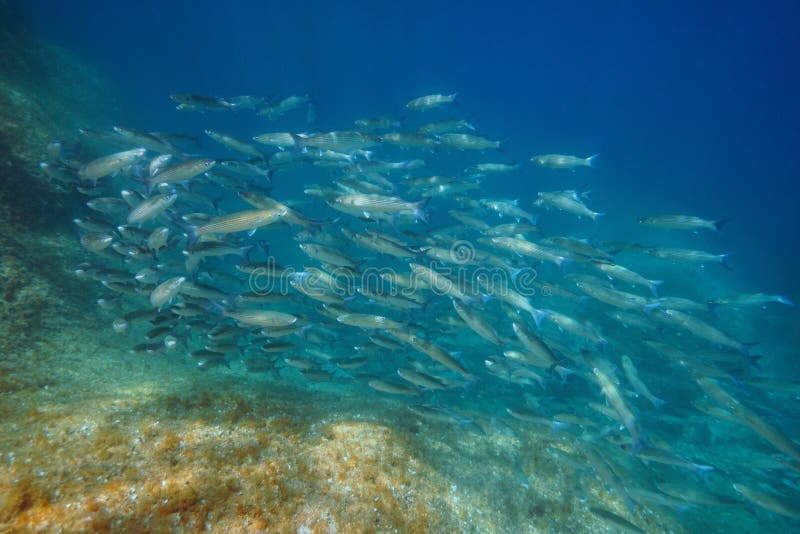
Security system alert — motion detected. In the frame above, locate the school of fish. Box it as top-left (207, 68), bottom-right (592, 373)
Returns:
top-left (42, 90), bottom-right (800, 529)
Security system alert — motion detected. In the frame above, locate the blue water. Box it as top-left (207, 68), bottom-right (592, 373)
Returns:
top-left (22, 0), bottom-right (800, 295)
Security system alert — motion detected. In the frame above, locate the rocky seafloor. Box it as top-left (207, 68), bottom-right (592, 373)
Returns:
top-left (1, 331), bottom-right (702, 533)
top-left (0, 0), bottom-right (116, 356)
top-left (1, 327), bottom-right (685, 533)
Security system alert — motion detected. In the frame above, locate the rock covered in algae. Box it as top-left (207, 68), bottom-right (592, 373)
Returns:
top-left (0, 0), bottom-right (115, 356)
top-left (0, 0), bottom-right (117, 229)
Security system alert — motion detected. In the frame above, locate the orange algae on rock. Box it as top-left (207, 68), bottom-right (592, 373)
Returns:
top-left (0, 326), bottom-right (694, 533)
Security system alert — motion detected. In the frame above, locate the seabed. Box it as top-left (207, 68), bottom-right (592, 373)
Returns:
top-left (0, 319), bottom-right (686, 533)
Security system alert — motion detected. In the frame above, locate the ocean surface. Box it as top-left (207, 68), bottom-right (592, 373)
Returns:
top-left (1, 0), bottom-right (799, 531)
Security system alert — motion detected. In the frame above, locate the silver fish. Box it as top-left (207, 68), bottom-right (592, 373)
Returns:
top-left (78, 148), bottom-right (146, 183)
top-left (621, 355), bottom-right (665, 409)
top-left (147, 158), bottom-right (216, 186)
top-left (405, 93), bottom-right (458, 111)
top-left (127, 193), bottom-right (178, 224)
top-left (531, 153), bottom-right (598, 169)
top-left (638, 214), bottom-right (730, 232)
top-left (197, 208), bottom-right (287, 235)
top-left (150, 276), bottom-right (186, 308)
top-left (205, 129), bottom-right (263, 158)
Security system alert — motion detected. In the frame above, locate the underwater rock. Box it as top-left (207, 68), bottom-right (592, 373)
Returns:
top-left (0, 0), bottom-right (116, 230)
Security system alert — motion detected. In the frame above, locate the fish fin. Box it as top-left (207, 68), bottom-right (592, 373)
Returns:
top-left (643, 300), bottom-right (664, 314)
top-left (289, 133), bottom-right (306, 153)
top-left (168, 209), bottom-right (199, 248)
top-left (585, 154), bottom-right (600, 167)
top-left (183, 256), bottom-right (196, 274)
top-left (240, 244), bottom-right (255, 262)
top-left (205, 300), bottom-right (227, 317)
top-left (463, 294), bottom-right (485, 307)
top-left (550, 421), bottom-right (570, 434)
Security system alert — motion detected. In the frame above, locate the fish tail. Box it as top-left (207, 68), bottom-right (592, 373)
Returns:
top-left (554, 365), bottom-right (574, 382)
top-left (167, 209), bottom-right (199, 248)
top-left (713, 217), bottom-right (733, 232)
top-left (693, 464), bottom-right (714, 480)
top-left (461, 374), bottom-right (479, 390)
top-left (741, 341), bottom-right (760, 355)
top-left (719, 253), bottom-right (733, 271)
top-left (178, 332), bottom-right (191, 349)
top-left (630, 437), bottom-right (646, 455)
top-left (529, 308), bottom-right (550, 327)
top-left (651, 397), bottom-right (666, 410)
top-left (290, 133), bottom-right (306, 153)
top-left (585, 153), bottom-right (600, 167)
top-left (648, 280), bottom-right (664, 297)
top-left (415, 197), bottom-right (431, 224)
top-left (239, 244), bottom-right (255, 262)
top-left (745, 353), bottom-right (763, 367)
top-left (623, 495), bottom-right (636, 515)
